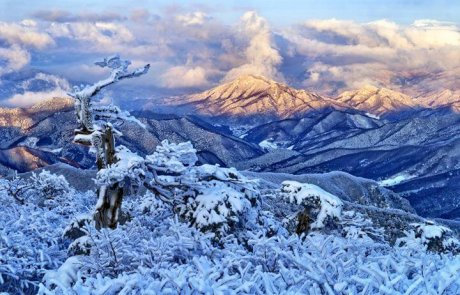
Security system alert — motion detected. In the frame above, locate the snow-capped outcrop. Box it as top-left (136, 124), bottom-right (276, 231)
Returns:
top-left (336, 85), bottom-right (417, 116)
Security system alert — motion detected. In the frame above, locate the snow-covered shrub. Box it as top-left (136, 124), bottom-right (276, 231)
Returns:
top-left (397, 222), bottom-right (460, 253)
top-left (339, 210), bottom-right (385, 242)
top-left (41, 197), bottom-right (216, 292)
top-left (0, 179), bottom-right (94, 294)
top-left (1, 164), bottom-right (453, 295)
top-left (280, 181), bottom-right (343, 233)
top-left (176, 165), bottom-right (259, 237)
top-left (0, 173), bottom-right (32, 205)
top-left (96, 145), bottom-right (146, 191)
top-left (40, 211), bottom-right (460, 295)
top-left (146, 139), bottom-right (198, 172)
top-left (29, 170), bottom-right (71, 206)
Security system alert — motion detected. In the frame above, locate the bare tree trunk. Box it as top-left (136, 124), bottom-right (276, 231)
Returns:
top-left (94, 184), bottom-right (124, 229)
top-left (94, 125), bottom-right (124, 229)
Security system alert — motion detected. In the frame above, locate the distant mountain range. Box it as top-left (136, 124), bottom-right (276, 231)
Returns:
top-left (160, 74), bottom-right (460, 120)
top-left (1, 75), bottom-right (460, 221)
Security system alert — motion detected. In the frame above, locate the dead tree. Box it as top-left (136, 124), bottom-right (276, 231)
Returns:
top-left (69, 55), bottom-right (149, 229)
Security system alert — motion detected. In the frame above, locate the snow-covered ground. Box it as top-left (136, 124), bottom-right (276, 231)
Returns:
top-left (379, 174), bottom-right (415, 187)
top-left (1, 142), bottom-right (460, 294)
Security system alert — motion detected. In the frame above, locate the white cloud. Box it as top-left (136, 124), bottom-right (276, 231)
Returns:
top-left (0, 45), bottom-right (30, 75)
top-left (130, 9), bottom-right (151, 22)
top-left (6, 73), bottom-right (71, 107)
top-left (223, 11), bottom-right (283, 82)
top-left (176, 12), bottom-right (209, 26)
top-left (161, 65), bottom-right (211, 88)
top-left (48, 22), bottom-right (134, 48)
top-left (32, 9), bottom-right (125, 23)
top-left (1, 9), bottom-right (458, 98)
top-left (285, 18), bottom-right (460, 94)
top-left (7, 88), bottom-right (68, 107)
top-left (0, 21), bottom-right (54, 49)
top-left (0, 21), bottom-right (54, 76)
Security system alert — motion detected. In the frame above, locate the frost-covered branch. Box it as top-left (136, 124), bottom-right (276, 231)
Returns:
top-left (69, 55), bottom-right (149, 133)
top-left (67, 55), bottom-right (150, 229)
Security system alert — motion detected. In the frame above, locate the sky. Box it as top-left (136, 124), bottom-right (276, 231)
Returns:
top-left (0, 0), bottom-right (459, 107)
top-left (2, 0), bottom-right (460, 25)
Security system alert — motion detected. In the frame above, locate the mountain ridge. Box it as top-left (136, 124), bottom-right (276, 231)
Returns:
top-left (160, 75), bottom-right (460, 119)
top-left (165, 74), bottom-right (347, 118)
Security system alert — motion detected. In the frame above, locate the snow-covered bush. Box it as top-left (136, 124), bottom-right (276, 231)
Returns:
top-left (280, 180), bottom-right (343, 233)
top-left (176, 165), bottom-right (259, 237)
top-left (0, 170), bottom-right (70, 208)
top-left (0, 176), bottom-right (94, 294)
top-left (40, 203), bottom-right (460, 294)
top-left (29, 170), bottom-right (71, 206)
top-left (96, 145), bottom-right (146, 191)
top-left (3, 142), bottom-right (460, 294)
top-left (41, 196), bottom-right (215, 292)
top-left (397, 222), bottom-right (460, 253)
top-left (146, 139), bottom-right (198, 172)
top-left (2, 160), bottom-right (459, 294)
top-left (0, 173), bottom-right (32, 205)
top-left (339, 210), bottom-right (385, 242)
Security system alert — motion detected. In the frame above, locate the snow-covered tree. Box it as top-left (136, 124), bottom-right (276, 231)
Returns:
top-left (68, 55), bottom-right (149, 229)
top-left (0, 171), bottom-right (31, 205)
top-left (96, 140), bottom-right (260, 238)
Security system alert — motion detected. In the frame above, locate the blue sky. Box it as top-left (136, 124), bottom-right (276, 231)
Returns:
top-left (2, 0), bottom-right (460, 25)
top-left (0, 0), bottom-right (459, 107)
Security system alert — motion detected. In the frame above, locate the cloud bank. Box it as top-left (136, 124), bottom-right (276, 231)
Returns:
top-left (0, 8), bottom-right (459, 106)
top-left (5, 73), bottom-right (71, 107)
top-left (287, 18), bottom-right (460, 94)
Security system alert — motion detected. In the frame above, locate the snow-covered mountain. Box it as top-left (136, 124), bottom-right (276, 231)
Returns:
top-left (165, 75), bottom-right (346, 119)
top-left (3, 77), bottom-right (460, 221)
top-left (160, 76), bottom-right (460, 121)
top-left (0, 97), bottom-right (73, 130)
top-left (419, 89), bottom-right (460, 112)
top-left (336, 85), bottom-right (418, 116)
top-left (239, 105), bottom-right (460, 220)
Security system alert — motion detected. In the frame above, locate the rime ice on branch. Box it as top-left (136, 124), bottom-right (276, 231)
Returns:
top-left (68, 55), bottom-right (149, 229)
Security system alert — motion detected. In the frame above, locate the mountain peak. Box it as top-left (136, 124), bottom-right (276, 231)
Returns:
top-left (360, 84), bottom-right (380, 92)
top-left (337, 85), bottom-right (416, 115)
top-left (231, 74), bottom-right (273, 83)
top-left (212, 74), bottom-right (292, 98)
top-left (182, 75), bottom-right (343, 118)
